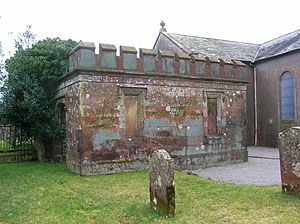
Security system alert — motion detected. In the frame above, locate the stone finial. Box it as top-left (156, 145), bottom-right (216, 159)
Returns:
top-left (149, 149), bottom-right (175, 217)
top-left (160, 20), bottom-right (167, 32)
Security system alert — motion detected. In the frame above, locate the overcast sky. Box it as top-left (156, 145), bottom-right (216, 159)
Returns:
top-left (1, 0), bottom-right (300, 57)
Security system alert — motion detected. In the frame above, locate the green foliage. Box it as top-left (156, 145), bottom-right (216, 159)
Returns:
top-left (0, 140), bottom-right (11, 150)
top-left (14, 25), bottom-right (37, 51)
top-left (0, 38), bottom-right (76, 138)
top-left (1, 163), bottom-right (300, 223)
top-left (0, 140), bottom-right (33, 151)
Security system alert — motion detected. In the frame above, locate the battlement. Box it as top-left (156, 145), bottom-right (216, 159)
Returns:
top-left (68, 41), bottom-right (246, 79)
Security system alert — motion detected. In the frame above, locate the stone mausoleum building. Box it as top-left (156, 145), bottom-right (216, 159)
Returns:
top-left (55, 25), bottom-right (300, 175)
top-left (56, 42), bottom-right (248, 175)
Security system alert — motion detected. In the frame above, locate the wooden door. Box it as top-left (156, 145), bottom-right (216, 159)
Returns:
top-left (207, 98), bottom-right (217, 135)
top-left (124, 95), bottom-right (139, 136)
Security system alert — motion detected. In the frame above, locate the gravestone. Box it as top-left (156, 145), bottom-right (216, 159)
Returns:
top-left (278, 127), bottom-right (300, 194)
top-left (149, 149), bottom-right (175, 217)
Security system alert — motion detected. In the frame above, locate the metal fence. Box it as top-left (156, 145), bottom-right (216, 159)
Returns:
top-left (0, 125), bottom-right (36, 163)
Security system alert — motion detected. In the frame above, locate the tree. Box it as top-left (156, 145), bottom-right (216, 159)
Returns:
top-left (0, 41), bottom-right (4, 81)
top-left (15, 25), bottom-right (37, 51)
top-left (0, 38), bottom-right (76, 139)
top-left (0, 16), bottom-right (2, 78)
top-left (0, 41), bottom-right (4, 124)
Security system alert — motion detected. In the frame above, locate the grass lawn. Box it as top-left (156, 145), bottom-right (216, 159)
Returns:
top-left (1, 163), bottom-right (300, 224)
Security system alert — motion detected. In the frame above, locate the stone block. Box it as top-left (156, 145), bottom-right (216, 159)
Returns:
top-left (79, 49), bottom-right (96, 68)
top-left (158, 50), bottom-right (174, 74)
top-left (175, 52), bottom-right (191, 75)
top-left (99, 44), bottom-right (117, 69)
top-left (210, 63), bottom-right (220, 77)
top-left (207, 57), bottom-right (220, 77)
top-left (278, 127), bottom-right (300, 194)
top-left (219, 58), bottom-right (233, 78)
top-left (120, 46), bottom-right (137, 70)
top-left (192, 54), bottom-right (206, 76)
top-left (195, 62), bottom-right (206, 76)
top-left (140, 48), bottom-right (156, 72)
top-left (224, 64), bottom-right (234, 78)
top-left (69, 42), bottom-right (96, 69)
top-left (149, 149), bottom-right (175, 217)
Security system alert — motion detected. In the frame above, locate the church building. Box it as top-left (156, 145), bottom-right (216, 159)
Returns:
top-left (155, 25), bottom-right (300, 147)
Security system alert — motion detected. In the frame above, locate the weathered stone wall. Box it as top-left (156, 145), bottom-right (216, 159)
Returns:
top-left (154, 33), bottom-right (255, 146)
top-left (256, 51), bottom-right (300, 147)
top-left (57, 42), bottom-right (248, 175)
top-left (56, 78), bottom-right (81, 173)
top-left (278, 127), bottom-right (300, 194)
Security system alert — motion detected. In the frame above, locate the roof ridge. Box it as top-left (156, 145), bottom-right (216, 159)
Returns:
top-left (252, 44), bottom-right (263, 62)
top-left (259, 28), bottom-right (300, 45)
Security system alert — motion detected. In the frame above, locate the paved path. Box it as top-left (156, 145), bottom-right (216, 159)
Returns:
top-left (193, 147), bottom-right (281, 186)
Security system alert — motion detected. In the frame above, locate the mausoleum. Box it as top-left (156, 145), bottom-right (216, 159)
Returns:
top-left (56, 41), bottom-right (248, 175)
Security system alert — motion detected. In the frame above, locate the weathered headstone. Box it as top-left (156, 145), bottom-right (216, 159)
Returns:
top-left (278, 127), bottom-right (300, 194)
top-left (149, 149), bottom-right (175, 217)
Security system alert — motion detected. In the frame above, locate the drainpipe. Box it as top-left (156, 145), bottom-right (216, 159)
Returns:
top-left (253, 66), bottom-right (258, 146)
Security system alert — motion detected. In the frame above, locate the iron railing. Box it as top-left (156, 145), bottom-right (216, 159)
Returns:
top-left (0, 125), bottom-right (36, 163)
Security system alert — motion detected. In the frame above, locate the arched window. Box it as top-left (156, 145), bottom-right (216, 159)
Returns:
top-left (280, 71), bottom-right (295, 120)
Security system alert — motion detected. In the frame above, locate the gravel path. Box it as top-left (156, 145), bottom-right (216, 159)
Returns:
top-left (193, 147), bottom-right (281, 186)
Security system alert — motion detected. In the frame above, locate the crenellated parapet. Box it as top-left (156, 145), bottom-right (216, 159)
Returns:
top-left (68, 41), bottom-right (246, 79)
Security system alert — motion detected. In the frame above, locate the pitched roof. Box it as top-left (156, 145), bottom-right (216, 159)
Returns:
top-left (162, 33), bottom-right (259, 61)
top-left (254, 29), bottom-right (300, 61)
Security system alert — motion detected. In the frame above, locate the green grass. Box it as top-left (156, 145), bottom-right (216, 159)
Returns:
top-left (1, 163), bottom-right (300, 224)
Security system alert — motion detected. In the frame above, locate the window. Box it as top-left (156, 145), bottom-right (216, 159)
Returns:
top-left (280, 72), bottom-right (295, 120)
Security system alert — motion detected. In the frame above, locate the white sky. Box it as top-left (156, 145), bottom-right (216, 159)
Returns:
top-left (1, 0), bottom-right (300, 57)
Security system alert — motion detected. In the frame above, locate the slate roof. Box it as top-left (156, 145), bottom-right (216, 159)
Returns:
top-left (162, 30), bottom-right (300, 62)
top-left (254, 29), bottom-right (300, 61)
top-left (163, 33), bottom-right (260, 61)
